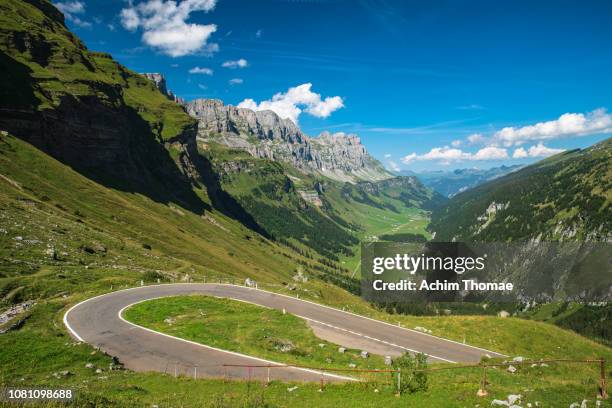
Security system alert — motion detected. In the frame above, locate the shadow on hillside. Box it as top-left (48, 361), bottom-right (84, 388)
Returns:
top-left (0, 51), bottom-right (209, 214)
top-left (185, 143), bottom-right (271, 238)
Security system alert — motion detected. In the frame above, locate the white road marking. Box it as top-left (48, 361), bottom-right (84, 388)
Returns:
top-left (63, 281), bottom-right (506, 378)
top-left (296, 315), bottom-right (456, 363)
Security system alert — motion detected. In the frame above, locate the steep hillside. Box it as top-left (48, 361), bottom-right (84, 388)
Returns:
top-left (0, 0), bottom-right (201, 211)
top-left (186, 99), bottom-right (391, 182)
top-left (199, 141), bottom-right (439, 276)
top-left (430, 139), bottom-right (611, 241)
top-left (0, 0), bottom-right (440, 285)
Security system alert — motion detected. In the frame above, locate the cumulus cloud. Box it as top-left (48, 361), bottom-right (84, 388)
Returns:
top-left (228, 78), bottom-right (243, 85)
top-left (189, 66), bottom-right (213, 75)
top-left (401, 146), bottom-right (508, 165)
top-left (467, 133), bottom-right (486, 145)
top-left (120, 0), bottom-right (218, 57)
top-left (451, 140), bottom-right (462, 147)
top-left (198, 84), bottom-right (208, 90)
top-left (237, 83), bottom-right (344, 123)
top-left (493, 108), bottom-right (612, 146)
top-left (384, 153), bottom-right (392, 158)
top-left (55, 1), bottom-right (91, 28)
top-left (222, 58), bottom-right (248, 69)
top-left (513, 143), bottom-right (565, 158)
top-left (387, 160), bottom-right (401, 172)
top-left (512, 147), bottom-right (528, 159)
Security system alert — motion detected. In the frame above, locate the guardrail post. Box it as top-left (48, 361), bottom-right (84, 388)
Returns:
top-left (194, 366), bottom-right (197, 379)
top-left (319, 373), bottom-right (325, 392)
top-left (266, 366), bottom-right (271, 386)
top-left (397, 368), bottom-right (401, 396)
top-left (223, 365), bottom-right (228, 382)
top-left (174, 362), bottom-right (178, 378)
top-left (477, 364), bottom-right (488, 397)
top-left (600, 358), bottom-right (608, 399)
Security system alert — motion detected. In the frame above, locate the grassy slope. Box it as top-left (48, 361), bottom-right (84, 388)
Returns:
top-left (430, 138), bottom-right (611, 241)
top-left (124, 295), bottom-right (386, 370)
top-left (1, 133), bottom-right (611, 407)
top-left (0, 1), bottom-right (610, 406)
top-left (0, 0), bottom-right (193, 141)
top-left (201, 142), bottom-right (435, 279)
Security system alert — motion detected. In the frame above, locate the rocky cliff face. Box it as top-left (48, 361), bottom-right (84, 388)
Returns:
top-left (185, 99), bottom-right (391, 183)
top-left (142, 73), bottom-right (184, 104)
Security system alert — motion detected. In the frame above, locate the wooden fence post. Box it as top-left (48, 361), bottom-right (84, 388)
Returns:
top-left (600, 358), bottom-right (608, 399)
top-left (477, 364), bottom-right (488, 397)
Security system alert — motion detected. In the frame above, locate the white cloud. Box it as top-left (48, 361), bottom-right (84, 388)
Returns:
top-left (222, 58), bottom-right (248, 69)
top-left (401, 146), bottom-right (508, 165)
top-left (387, 160), bottom-right (400, 172)
top-left (229, 78), bottom-right (243, 85)
top-left (107, 23), bottom-right (116, 31)
top-left (189, 66), bottom-right (213, 75)
top-left (493, 108), bottom-right (612, 146)
top-left (55, 1), bottom-right (91, 27)
top-left (120, 0), bottom-right (218, 57)
top-left (384, 153), bottom-right (392, 158)
top-left (237, 83), bottom-right (344, 123)
top-left (512, 147), bottom-right (528, 159)
top-left (513, 143), bottom-right (565, 158)
top-left (451, 140), bottom-right (462, 147)
top-left (528, 143), bottom-right (564, 158)
top-left (467, 133), bottom-right (486, 144)
top-left (198, 84), bottom-right (208, 90)
top-left (472, 146), bottom-right (508, 161)
top-left (255, 29), bottom-right (262, 38)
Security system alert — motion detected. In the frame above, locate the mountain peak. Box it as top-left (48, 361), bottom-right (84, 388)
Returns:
top-left (185, 98), bottom-right (391, 183)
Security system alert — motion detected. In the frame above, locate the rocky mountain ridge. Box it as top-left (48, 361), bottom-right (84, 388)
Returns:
top-left (185, 98), bottom-right (391, 183)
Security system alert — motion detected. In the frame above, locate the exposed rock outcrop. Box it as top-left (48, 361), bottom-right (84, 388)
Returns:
top-left (142, 73), bottom-right (184, 104)
top-left (185, 99), bottom-right (391, 183)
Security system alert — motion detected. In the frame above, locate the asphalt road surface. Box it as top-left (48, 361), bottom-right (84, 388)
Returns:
top-left (64, 283), bottom-right (504, 382)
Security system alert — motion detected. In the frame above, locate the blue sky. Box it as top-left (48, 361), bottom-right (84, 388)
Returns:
top-left (57, 0), bottom-right (612, 171)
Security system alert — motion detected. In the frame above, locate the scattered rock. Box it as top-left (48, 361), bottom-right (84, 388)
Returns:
top-left (164, 317), bottom-right (175, 325)
top-left (360, 351), bottom-right (369, 359)
top-left (270, 339), bottom-right (294, 352)
top-left (413, 326), bottom-right (432, 334)
top-left (498, 310), bottom-right (510, 318)
top-left (384, 356), bottom-right (393, 366)
top-left (338, 347), bottom-right (346, 353)
top-left (52, 371), bottom-right (73, 379)
top-left (85, 363), bottom-right (94, 369)
top-left (507, 365), bottom-right (517, 373)
top-left (95, 368), bottom-right (103, 374)
top-left (318, 343), bottom-right (326, 348)
top-left (512, 356), bottom-right (524, 363)
top-left (348, 363), bottom-right (356, 368)
top-left (287, 386), bottom-right (298, 392)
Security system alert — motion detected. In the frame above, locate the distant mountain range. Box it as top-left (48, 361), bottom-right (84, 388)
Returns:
top-left (402, 165), bottom-right (524, 197)
top-left (430, 139), bottom-right (611, 242)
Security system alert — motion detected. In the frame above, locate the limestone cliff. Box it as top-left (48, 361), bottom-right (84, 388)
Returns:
top-left (185, 99), bottom-right (391, 183)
